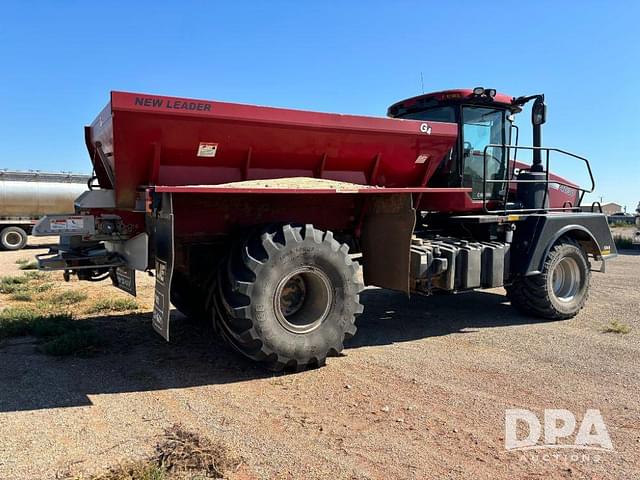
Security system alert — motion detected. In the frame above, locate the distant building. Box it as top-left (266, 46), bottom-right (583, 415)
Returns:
top-left (581, 202), bottom-right (623, 215)
top-left (602, 202), bottom-right (623, 215)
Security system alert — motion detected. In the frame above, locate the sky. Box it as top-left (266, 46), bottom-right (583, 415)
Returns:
top-left (1, 1), bottom-right (638, 211)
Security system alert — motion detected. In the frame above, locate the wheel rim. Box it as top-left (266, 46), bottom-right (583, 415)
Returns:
top-left (4, 231), bottom-right (22, 247)
top-left (274, 266), bottom-right (333, 334)
top-left (551, 257), bottom-right (581, 302)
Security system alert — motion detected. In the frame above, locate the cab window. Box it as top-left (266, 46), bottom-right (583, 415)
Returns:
top-left (399, 106), bottom-right (456, 123)
top-left (462, 107), bottom-right (508, 199)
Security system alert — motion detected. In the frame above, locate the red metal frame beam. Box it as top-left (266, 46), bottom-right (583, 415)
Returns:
top-left (153, 185), bottom-right (470, 195)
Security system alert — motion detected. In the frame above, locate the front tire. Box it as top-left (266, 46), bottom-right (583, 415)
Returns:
top-left (213, 224), bottom-right (364, 371)
top-left (507, 237), bottom-right (590, 319)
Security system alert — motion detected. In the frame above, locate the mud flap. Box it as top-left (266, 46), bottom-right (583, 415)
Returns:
top-left (360, 194), bottom-right (416, 294)
top-left (112, 266), bottom-right (136, 296)
top-left (152, 193), bottom-right (175, 341)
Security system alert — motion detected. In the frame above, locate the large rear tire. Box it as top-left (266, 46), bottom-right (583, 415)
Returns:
top-left (0, 226), bottom-right (28, 251)
top-left (506, 237), bottom-right (590, 319)
top-left (213, 224), bottom-right (364, 371)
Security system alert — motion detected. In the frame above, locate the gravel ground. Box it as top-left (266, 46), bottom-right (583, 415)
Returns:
top-left (0, 237), bottom-right (638, 479)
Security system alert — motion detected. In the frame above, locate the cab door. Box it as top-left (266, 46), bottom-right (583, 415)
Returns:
top-left (461, 106), bottom-right (509, 200)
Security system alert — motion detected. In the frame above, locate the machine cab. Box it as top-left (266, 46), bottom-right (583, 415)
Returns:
top-left (388, 88), bottom-right (520, 201)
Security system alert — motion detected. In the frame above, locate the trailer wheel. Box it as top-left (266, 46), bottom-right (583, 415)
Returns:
top-left (0, 226), bottom-right (28, 251)
top-left (506, 238), bottom-right (590, 319)
top-left (170, 271), bottom-right (209, 322)
top-left (213, 224), bottom-right (364, 371)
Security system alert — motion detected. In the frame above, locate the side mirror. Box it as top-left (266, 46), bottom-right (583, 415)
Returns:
top-left (532, 98), bottom-right (547, 125)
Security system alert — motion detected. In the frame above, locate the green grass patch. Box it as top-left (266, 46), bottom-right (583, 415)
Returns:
top-left (603, 320), bottom-right (631, 334)
top-left (15, 258), bottom-right (38, 270)
top-left (87, 297), bottom-right (139, 314)
top-left (0, 272), bottom-right (48, 294)
top-left (0, 275), bottom-right (30, 294)
top-left (10, 291), bottom-right (33, 302)
top-left (23, 270), bottom-right (45, 280)
top-left (18, 260), bottom-right (38, 270)
top-left (31, 315), bottom-right (80, 337)
top-left (609, 222), bottom-right (629, 229)
top-left (41, 330), bottom-right (103, 356)
top-left (49, 290), bottom-right (89, 305)
top-left (0, 307), bottom-right (102, 356)
top-left (0, 308), bottom-right (73, 338)
top-left (613, 234), bottom-right (633, 250)
top-left (33, 282), bottom-right (54, 293)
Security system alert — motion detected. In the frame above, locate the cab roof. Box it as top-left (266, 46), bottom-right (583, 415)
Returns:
top-left (388, 88), bottom-right (521, 118)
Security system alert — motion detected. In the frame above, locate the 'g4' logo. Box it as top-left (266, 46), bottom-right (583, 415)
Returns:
top-left (420, 123), bottom-right (432, 134)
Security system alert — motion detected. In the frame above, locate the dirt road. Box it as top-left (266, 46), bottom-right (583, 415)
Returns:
top-left (0, 238), bottom-right (638, 479)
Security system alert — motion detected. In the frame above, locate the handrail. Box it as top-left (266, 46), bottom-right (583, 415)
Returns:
top-left (481, 144), bottom-right (595, 214)
top-left (591, 201), bottom-right (603, 214)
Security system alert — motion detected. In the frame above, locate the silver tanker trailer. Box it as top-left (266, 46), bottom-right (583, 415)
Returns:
top-left (0, 170), bottom-right (90, 250)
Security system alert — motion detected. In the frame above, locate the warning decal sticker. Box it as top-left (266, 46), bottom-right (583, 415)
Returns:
top-left (50, 217), bottom-right (85, 231)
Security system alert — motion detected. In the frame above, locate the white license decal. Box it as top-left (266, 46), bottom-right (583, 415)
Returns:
top-left (197, 142), bottom-right (218, 157)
